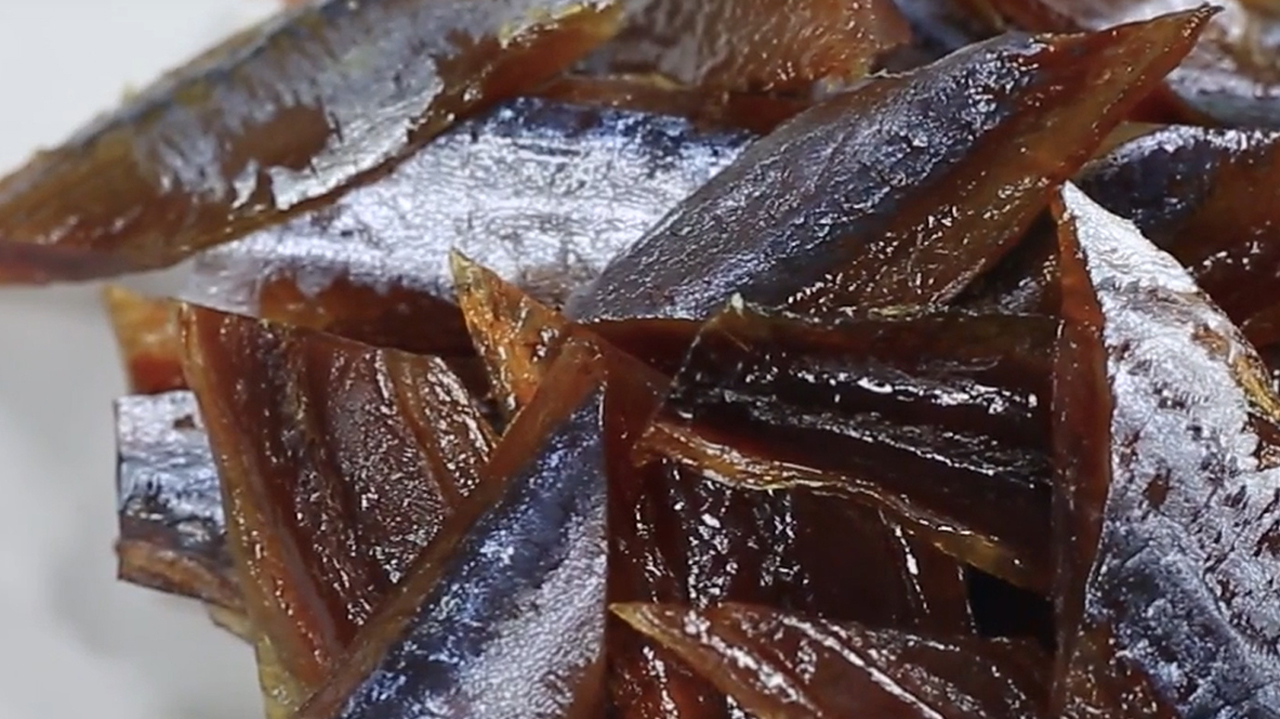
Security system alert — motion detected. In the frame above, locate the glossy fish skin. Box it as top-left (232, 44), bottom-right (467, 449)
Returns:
top-left (182, 306), bottom-right (496, 696)
top-left (615, 602), bottom-right (1048, 719)
top-left (299, 338), bottom-right (612, 719)
top-left (565, 12), bottom-right (1210, 322)
top-left (185, 96), bottom-right (753, 332)
top-left (104, 287), bottom-right (185, 395)
top-left (0, 0), bottom-right (621, 283)
top-left (1078, 126), bottom-right (1280, 347)
top-left (583, 0), bottom-right (911, 92)
top-left (643, 304), bottom-right (1056, 590)
top-left (451, 262), bottom-right (974, 718)
top-left (115, 391), bottom-right (237, 611)
top-left (1052, 184), bottom-right (1280, 717)
top-left (980, 0), bottom-right (1280, 125)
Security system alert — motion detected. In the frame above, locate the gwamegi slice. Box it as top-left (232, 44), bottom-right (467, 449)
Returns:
top-left (1051, 183), bottom-right (1280, 716)
top-left (0, 0), bottom-right (622, 282)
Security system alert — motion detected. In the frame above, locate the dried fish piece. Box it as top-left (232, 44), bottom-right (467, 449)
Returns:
top-left (452, 253), bottom-right (697, 415)
top-left (1051, 183), bottom-right (1280, 716)
top-left (584, 0), bottom-right (911, 92)
top-left (1077, 125), bottom-right (1280, 348)
top-left (981, 0), bottom-right (1280, 125)
top-left (114, 390), bottom-right (237, 611)
top-left (104, 286), bottom-right (184, 394)
top-left (888, 0), bottom-right (1004, 59)
top-left (642, 303), bottom-right (1056, 590)
top-left (615, 602), bottom-right (1048, 719)
top-left (181, 306), bottom-right (496, 704)
top-left (566, 12), bottom-right (1209, 321)
top-left (0, 0), bottom-right (622, 283)
top-left (536, 75), bottom-right (811, 134)
top-left (297, 337), bottom-right (613, 719)
top-left (453, 259), bottom-right (975, 718)
top-left (183, 96), bottom-right (751, 341)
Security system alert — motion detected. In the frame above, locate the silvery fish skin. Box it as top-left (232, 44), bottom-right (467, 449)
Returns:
top-left (0, 0), bottom-right (621, 282)
top-left (1052, 184), bottom-right (1280, 717)
top-left (114, 391), bottom-right (235, 610)
top-left (183, 97), bottom-right (753, 315)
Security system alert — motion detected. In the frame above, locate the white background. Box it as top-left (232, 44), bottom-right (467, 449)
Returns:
top-left (0, 2), bottom-right (281, 717)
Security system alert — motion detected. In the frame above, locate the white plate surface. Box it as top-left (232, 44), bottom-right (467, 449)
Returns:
top-left (0, 3), bottom-right (281, 717)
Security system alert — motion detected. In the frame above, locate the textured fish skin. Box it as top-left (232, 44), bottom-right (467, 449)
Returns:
top-left (564, 12), bottom-right (1209, 321)
top-left (0, 0), bottom-right (621, 282)
top-left (1077, 125), bottom-right (1280, 348)
top-left (1052, 183), bottom-right (1280, 718)
top-left (582, 0), bottom-right (911, 92)
top-left (114, 391), bottom-right (236, 611)
top-left (184, 97), bottom-right (752, 316)
top-left (980, 0), bottom-right (1280, 125)
top-left (298, 339), bottom-right (612, 719)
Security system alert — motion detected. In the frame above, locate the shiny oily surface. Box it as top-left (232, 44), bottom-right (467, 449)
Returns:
top-left (982, 0), bottom-right (1280, 125)
top-left (644, 305), bottom-right (1056, 590)
top-left (184, 97), bottom-right (752, 317)
top-left (181, 306), bottom-right (496, 696)
top-left (449, 268), bottom-right (978, 718)
top-left (114, 390), bottom-right (235, 611)
top-left (585, 0), bottom-right (911, 91)
top-left (566, 11), bottom-right (1208, 321)
top-left (1078, 125), bottom-right (1280, 348)
top-left (616, 602), bottom-right (1048, 719)
top-left (0, 0), bottom-right (621, 282)
top-left (1052, 184), bottom-right (1280, 717)
top-left (299, 339), bottom-right (611, 719)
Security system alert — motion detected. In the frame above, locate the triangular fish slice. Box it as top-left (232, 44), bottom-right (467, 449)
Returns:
top-left (297, 336), bottom-right (616, 719)
top-left (641, 303), bottom-right (1056, 591)
top-left (181, 306), bottom-right (496, 707)
top-left (566, 11), bottom-right (1210, 321)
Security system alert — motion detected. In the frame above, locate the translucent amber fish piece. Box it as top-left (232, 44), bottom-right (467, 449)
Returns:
top-left (586, 0), bottom-right (911, 92)
top-left (181, 306), bottom-right (496, 702)
top-left (642, 304), bottom-right (1056, 590)
top-left (103, 286), bottom-right (184, 394)
top-left (616, 602), bottom-right (1048, 719)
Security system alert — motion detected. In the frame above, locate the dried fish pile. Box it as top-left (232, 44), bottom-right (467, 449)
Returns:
top-left (3, 0), bottom-right (1280, 716)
